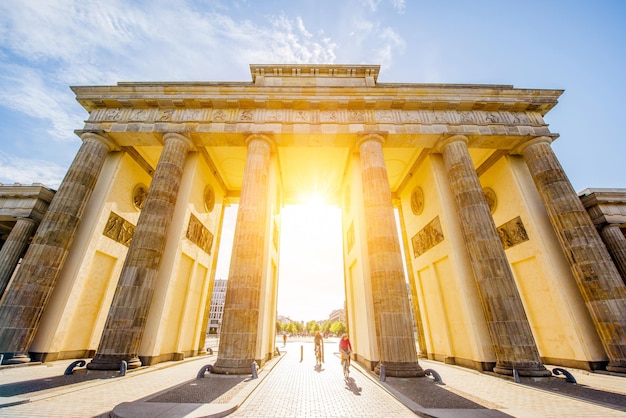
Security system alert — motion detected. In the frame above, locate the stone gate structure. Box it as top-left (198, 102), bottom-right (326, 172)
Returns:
top-left (0, 64), bottom-right (625, 377)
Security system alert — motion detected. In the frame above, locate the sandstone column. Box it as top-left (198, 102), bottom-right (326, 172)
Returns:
top-left (600, 223), bottom-right (626, 283)
top-left (518, 136), bottom-right (626, 373)
top-left (0, 132), bottom-right (116, 364)
top-left (213, 134), bottom-right (273, 374)
top-left (438, 135), bottom-right (549, 377)
top-left (0, 218), bottom-right (39, 297)
top-left (358, 133), bottom-right (424, 377)
top-left (88, 133), bottom-right (194, 370)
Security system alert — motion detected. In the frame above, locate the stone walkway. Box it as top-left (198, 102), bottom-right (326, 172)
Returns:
top-left (0, 337), bottom-right (625, 417)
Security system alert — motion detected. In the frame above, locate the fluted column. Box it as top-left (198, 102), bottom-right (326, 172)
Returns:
top-left (0, 218), bottom-right (39, 298)
top-left (518, 136), bottom-right (626, 373)
top-left (600, 223), bottom-right (626, 283)
top-left (213, 134), bottom-right (273, 375)
top-left (0, 132), bottom-right (116, 364)
top-left (438, 135), bottom-right (549, 377)
top-left (88, 133), bottom-right (194, 370)
top-left (358, 133), bottom-right (424, 377)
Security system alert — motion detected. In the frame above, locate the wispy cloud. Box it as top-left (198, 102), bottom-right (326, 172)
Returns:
top-left (0, 151), bottom-right (67, 188)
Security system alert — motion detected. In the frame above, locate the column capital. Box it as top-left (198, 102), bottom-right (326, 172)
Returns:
top-left (512, 136), bottom-right (553, 155)
top-left (434, 134), bottom-right (468, 153)
top-left (15, 217), bottom-right (39, 226)
top-left (244, 132), bottom-right (275, 150)
top-left (356, 132), bottom-right (386, 148)
top-left (80, 132), bottom-right (119, 152)
top-left (162, 132), bottom-right (195, 152)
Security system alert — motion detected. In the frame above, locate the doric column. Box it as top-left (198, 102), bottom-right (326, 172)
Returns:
top-left (358, 133), bottom-right (424, 377)
top-left (518, 136), bottom-right (626, 373)
top-left (0, 218), bottom-right (39, 297)
top-left (213, 134), bottom-right (273, 375)
top-left (438, 135), bottom-right (549, 377)
top-left (87, 133), bottom-right (194, 370)
top-left (0, 132), bottom-right (116, 364)
top-left (600, 223), bottom-right (626, 283)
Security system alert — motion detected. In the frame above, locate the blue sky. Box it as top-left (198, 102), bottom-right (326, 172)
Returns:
top-left (1, 0), bottom-right (624, 320)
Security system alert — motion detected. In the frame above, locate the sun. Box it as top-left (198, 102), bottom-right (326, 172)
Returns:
top-left (302, 193), bottom-right (326, 208)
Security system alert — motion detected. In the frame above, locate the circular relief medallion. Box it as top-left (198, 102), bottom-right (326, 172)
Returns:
top-left (410, 186), bottom-right (424, 215)
top-left (132, 184), bottom-right (148, 210)
top-left (204, 185), bottom-right (215, 212)
top-left (483, 187), bottom-right (497, 214)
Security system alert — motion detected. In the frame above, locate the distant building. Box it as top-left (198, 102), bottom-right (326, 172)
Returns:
top-left (328, 308), bottom-right (345, 323)
top-left (207, 279), bottom-right (227, 334)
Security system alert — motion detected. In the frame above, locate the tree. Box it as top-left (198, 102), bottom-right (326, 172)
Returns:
top-left (285, 322), bottom-right (298, 335)
top-left (276, 321), bottom-right (283, 334)
top-left (322, 320), bottom-right (332, 333)
top-left (306, 320), bottom-right (320, 334)
top-left (330, 321), bottom-right (346, 336)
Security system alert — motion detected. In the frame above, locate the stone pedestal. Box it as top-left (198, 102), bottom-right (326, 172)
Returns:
top-left (213, 134), bottom-right (273, 375)
top-left (439, 135), bottom-right (549, 377)
top-left (88, 133), bottom-right (193, 370)
top-left (519, 137), bottom-right (626, 373)
top-left (0, 217), bottom-right (38, 297)
top-left (358, 133), bottom-right (424, 378)
top-left (0, 133), bottom-right (115, 363)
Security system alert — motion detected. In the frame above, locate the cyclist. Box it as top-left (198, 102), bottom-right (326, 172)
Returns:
top-left (338, 333), bottom-right (352, 377)
top-left (313, 330), bottom-right (323, 365)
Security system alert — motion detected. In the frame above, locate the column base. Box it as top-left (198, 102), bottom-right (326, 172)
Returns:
top-left (606, 362), bottom-right (626, 374)
top-left (3, 353), bottom-right (31, 365)
top-left (375, 360), bottom-right (426, 378)
top-left (87, 354), bottom-right (142, 370)
top-left (211, 357), bottom-right (257, 375)
top-left (493, 363), bottom-right (552, 377)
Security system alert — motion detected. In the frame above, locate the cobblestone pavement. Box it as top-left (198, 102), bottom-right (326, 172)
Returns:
top-left (0, 337), bottom-right (625, 417)
top-left (230, 341), bottom-right (417, 417)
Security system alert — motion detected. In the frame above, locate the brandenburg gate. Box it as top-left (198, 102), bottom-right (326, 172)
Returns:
top-left (0, 64), bottom-right (624, 377)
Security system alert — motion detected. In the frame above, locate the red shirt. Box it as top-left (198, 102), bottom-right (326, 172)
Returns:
top-left (339, 338), bottom-right (352, 351)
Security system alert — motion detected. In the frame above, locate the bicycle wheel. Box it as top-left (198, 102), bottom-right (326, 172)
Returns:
top-left (343, 356), bottom-right (350, 378)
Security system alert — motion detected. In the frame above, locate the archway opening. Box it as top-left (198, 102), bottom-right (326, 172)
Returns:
top-left (276, 203), bottom-right (345, 326)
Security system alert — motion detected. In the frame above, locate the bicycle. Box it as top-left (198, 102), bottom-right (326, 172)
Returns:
top-left (341, 349), bottom-right (351, 379)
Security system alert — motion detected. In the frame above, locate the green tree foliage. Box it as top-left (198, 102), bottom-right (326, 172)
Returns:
top-left (322, 320), bottom-right (332, 333)
top-left (330, 321), bottom-right (347, 336)
top-left (285, 322), bottom-right (298, 335)
top-left (306, 320), bottom-right (320, 334)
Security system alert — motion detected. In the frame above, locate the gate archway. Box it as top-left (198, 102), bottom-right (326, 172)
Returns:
top-left (1, 64), bottom-right (625, 376)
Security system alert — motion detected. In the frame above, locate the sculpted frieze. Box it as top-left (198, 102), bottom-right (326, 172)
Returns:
top-left (412, 216), bottom-right (444, 258)
top-left (497, 216), bottom-right (529, 250)
top-left (89, 107), bottom-right (544, 127)
top-left (103, 212), bottom-right (135, 247)
top-left (186, 213), bottom-right (214, 255)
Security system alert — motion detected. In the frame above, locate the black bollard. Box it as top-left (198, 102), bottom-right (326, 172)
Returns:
top-left (120, 360), bottom-right (127, 377)
top-left (251, 362), bottom-right (258, 379)
top-left (379, 363), bottom-right (386, 382)
top-left (300, 345), bottom-right (303, 362)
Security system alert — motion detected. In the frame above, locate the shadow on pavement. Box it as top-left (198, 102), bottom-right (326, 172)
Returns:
top-left (147, 375), bottom-right (248, 404)
top-left (0, 369), bottom-right (117, 397)
top-left (344, 376), bottom-right (362, 396)
top-left (385, 376), bottom-right (505, 410)
top-left (522, 377), bottom-right (626, 411)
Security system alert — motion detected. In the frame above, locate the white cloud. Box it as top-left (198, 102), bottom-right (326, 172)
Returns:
top-left (391, 0), bottom-right (406, 14)
top-left (361, 0), bottom-right (382, 13)
top-left (0, 151), bottom-right (67, 188)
